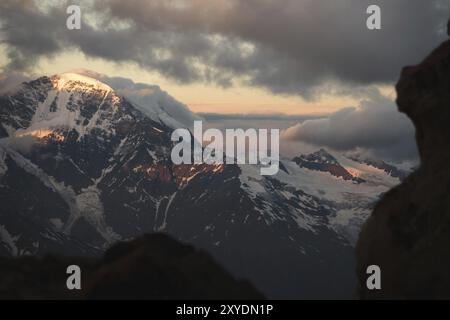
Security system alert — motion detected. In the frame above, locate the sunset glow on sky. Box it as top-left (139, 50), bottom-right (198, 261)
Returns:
top-left (0, 46), bottom-right (395, 115)
top-left (0, 0), bottom-right (447, 162)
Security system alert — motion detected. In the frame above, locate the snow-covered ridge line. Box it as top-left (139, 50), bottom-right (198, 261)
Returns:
top-left (238, 149), bottom-right (403, 243)
top-left (59, 70), bottom-right (201, 130)
top-left (52, 73), bottom-right (114, 92)
top-left (4, 70), bottom-right (200, 135)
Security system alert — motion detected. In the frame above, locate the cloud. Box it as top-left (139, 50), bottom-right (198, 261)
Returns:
top-left (72, 69), bottom-right (202, 129)
top-left (0, 0), bottom-right (449, 98)
top-left (199, 112), bottom-right (326, 122)
top-left (281, 90), bottom-right (418, 161)
top-left (0, 72), bottom-right (31, 95)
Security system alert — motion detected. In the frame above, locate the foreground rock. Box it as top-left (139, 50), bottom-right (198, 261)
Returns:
top-left (0, 233), bottom-right (263, 299)
top-left (356, 20), bottom-right (450, 299)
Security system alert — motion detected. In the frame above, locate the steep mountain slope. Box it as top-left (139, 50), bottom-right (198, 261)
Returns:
top-left (346, 153), bottom-right (410, 181)
top-left (293, 149), bottom-right (365, 183)
top-left (0, 71), bottom-right (404, 298)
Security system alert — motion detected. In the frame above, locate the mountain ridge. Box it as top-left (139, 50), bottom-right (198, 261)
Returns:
top-left (0, 71), bottom-right (405, 298)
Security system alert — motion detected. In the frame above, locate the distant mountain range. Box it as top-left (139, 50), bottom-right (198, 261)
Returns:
top-left (0, 72), bottom-right (409, 298)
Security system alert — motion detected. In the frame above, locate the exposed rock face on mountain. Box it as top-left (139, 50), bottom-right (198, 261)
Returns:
top-left (356, 21), bottom-right (450, 299)
top-left (0, 233), bottom-right (263, 299)
top-left (293, 149), bottom-right (365, 183)
top-left (347, 155), bottom-right (409, 181)
top-left (0, 71), bottom-right (406, 298)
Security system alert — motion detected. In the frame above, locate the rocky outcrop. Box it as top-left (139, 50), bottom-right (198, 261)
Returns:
top-left (293, 149), bottom-right (365, 183)
top-left (356, 20), bottom-right (450, 299)
top-left (0, 233), bottom-right (263, 299)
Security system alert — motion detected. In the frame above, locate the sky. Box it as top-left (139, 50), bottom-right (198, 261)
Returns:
top-left (0, 0), bottom-right (449, 161)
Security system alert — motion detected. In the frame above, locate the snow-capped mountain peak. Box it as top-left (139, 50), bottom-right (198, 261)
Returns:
top-left (0, 72), bottom-right (407, 299)
top-left (7, 73), bottom-right (122, 140)
top-left (0, 71), bottom-right (204, 144)
top-left (65, 69), bottom-right (202, 130)
top-left (292, 148), bottom-right (365, 183)
top-left (51, 72), bottom-right (114, 93)
top-left (295, 148), bottom-right (339, 165)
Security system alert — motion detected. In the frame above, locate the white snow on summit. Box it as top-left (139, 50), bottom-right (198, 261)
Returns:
top-left (2, 70), bottom-right (201, 142)
top-left (69, 69), bottom-right (202, 130)
top-left (53, 72), bottom-right (114, 92)
top-left (11, 73), bottom-right (117, 140)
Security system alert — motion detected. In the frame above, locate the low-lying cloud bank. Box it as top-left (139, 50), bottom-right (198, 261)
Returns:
top-left (199, 113), bottom-right (326, 122)
top-left (282, 90), bottom-right (418, 161)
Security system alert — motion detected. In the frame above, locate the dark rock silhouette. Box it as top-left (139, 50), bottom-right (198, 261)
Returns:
top-left (0, 233), bottom-right (263, 299)
top-left (356, 19), bottom-right (450, 299)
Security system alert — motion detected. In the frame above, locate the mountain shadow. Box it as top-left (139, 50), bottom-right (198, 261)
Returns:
top-left (0, 233), bottom-right (263, 300)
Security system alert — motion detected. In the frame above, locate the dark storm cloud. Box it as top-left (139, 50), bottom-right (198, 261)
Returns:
top-left (0, 0), bottom-right (449, 97)
top-left (282, 90), bottom-right (418, 161)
